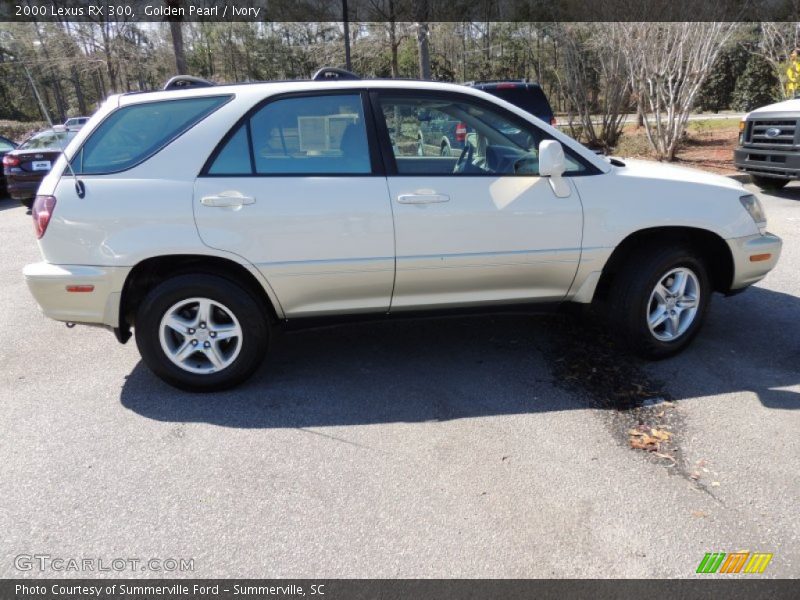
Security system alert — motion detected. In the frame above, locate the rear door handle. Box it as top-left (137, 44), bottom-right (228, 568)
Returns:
top-left (200, 191), bottom-right (255, 208)
top-left (396, 193), bottom-right (450, 204)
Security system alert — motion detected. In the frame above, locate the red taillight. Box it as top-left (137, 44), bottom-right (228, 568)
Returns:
top-left (2, 154), bottom-right (19, 167)
top-left (550, 117), bottom-right (558, 126)
top-left (32, 195), bottom-right (56, 239)
top-left (455, 122), bottom-right (467, 142)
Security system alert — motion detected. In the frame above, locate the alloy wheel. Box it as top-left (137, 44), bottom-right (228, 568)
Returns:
top-left (158, 297), bottom-right (243, 374)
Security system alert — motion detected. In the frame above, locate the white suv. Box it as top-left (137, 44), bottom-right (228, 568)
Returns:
top-left (24, 73), bottom-right (782, 391)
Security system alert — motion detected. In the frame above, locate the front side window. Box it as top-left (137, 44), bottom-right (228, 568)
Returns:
top-left (379, 94), bottom-right (585, 176)
top-left (76, 96), bottom-right (230, 174)
top-left (207, 93), bottom-right (371, 176)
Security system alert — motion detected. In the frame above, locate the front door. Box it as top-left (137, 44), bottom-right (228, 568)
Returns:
top-left (373, 90), bottom-right (586, 310)
top-left (194, 91), bottom-right (395, 317)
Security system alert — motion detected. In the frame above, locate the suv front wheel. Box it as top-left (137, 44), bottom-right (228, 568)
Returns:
top-left (604, 245), bottom-right (710, 359)
top-left (135, 274), bottom-right (269, 392)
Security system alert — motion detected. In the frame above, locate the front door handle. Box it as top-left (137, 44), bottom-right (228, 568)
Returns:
top-left (397, 193), bottom-right (450, 204)
top-left (201, 191), bottom-right (256, 208)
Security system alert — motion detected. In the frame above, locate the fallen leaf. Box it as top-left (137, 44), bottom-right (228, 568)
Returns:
top-left (630, 434), bottom-right (659, 450)
top-left (650, 428), bottom-right (673, 441)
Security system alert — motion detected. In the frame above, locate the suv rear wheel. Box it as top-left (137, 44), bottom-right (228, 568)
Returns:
top-left (135, 274), bottom-right (269, 392)
top-left (751, 175), bottom-right (789, 191)
top-left (603, 245), bottom-right (710, 359)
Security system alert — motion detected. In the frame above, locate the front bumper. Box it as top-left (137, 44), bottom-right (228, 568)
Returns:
top-left (23, 262), bottom-right (130, 327)
top-left (727, 232), bottom-right (782, 290)
top-left (733, 147), bottom-right (800, 179)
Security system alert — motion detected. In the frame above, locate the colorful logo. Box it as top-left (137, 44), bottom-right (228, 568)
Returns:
top-left (696, 552), bottom-right (773, 574)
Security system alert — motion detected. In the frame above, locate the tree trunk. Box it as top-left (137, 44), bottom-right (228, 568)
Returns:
top-left (417, 23), bottom-right (431, 80)
top-left (388, 1), bottom-right (399, 78)
top-left (168, 19), bottom-right (188, 75)
top-left (415, 0), bottom-right (431, 80)
top-left (342, 0), bottom-right (352, 71)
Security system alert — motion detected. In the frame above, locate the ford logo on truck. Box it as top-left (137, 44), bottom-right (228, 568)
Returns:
top-left (765, 127), bottom-right (781, 137)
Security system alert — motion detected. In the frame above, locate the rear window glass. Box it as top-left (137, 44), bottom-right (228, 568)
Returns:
top-left (19, 130), bottom-right (77, 150)
top-left (206, 93), bottom-right (371, 176)
top-left (75, 96), bottom-right (230, 174)
top-left (481, 86), bottom-right (552, 119)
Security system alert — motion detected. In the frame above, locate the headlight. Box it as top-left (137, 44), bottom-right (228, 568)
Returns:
top-left (740, 194), bottom-right (766, 232)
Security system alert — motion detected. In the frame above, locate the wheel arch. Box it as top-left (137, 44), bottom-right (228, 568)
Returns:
top-left (117, 254), bottom-right (281, 343)
top-left (593, 226), bottom-right (735, 303)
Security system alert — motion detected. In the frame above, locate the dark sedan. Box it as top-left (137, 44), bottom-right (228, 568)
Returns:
top-left (0, 135), bottom-right (18, 196)
top-left (3, 129), bottom-right (77, 208)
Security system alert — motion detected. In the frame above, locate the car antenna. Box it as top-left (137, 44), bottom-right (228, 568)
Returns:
top-left (22, 64), bottom-right (85, 199)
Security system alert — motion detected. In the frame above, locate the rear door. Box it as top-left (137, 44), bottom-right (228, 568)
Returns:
top-left (194, 91), bottom-right (395, 317)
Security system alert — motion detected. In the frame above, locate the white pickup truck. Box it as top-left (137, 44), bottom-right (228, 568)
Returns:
top-left (735, 98), bottom-right (800, 191)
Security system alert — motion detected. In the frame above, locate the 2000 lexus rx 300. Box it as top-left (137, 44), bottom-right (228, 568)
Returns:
top-left (23, 72), bottom-right (781, 391)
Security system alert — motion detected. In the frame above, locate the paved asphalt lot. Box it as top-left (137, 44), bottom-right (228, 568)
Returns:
top-left (1, 181), bottom-right (797, 579)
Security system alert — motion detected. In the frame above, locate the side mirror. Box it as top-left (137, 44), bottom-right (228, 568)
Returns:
top-left (538, 140), bottom-right (566, 177)
top-left (538, 140), bottom-right (570, 198)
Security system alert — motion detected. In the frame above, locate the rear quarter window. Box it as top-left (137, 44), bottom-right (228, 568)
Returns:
top-left (75, 96), bottom-right (231, 174)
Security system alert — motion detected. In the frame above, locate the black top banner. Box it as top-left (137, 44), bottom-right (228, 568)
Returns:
top-left (1, 0), bottom-right (800, 22)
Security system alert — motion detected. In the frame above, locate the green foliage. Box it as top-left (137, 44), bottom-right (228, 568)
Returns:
top-left (731, 54), bottom-right (780, 112)
top-left (696, 43), bottom-right (751, 112)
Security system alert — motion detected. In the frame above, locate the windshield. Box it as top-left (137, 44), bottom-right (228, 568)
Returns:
top-left (19, 130), bottom-right (77, 150)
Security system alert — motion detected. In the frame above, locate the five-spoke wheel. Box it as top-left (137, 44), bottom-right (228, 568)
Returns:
top-left (647, 267), bottom-right (700, 342)
top-left (159, 297), bottom-right (243, 374)
top-left (136, 274), bottom-right (269, 392)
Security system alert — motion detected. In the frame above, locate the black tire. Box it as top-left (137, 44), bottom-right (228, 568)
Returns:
top-left (135, 274), bottom-right (269, 392)
top-left (20, 197), bottom-right (33, 209)
top-left (751, 175), bottom-right (789, 191)
top-left (441, 143), bottom-right (452, 157)
top-left (603, 244), bottom-right (711, 359)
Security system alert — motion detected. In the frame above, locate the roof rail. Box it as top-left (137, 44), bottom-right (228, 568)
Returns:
top-left (312, 67), bottom-right (361, 81)
top-left (465, 79), bottom-right (530, 86)
top-left (163, 75), bottom-right (216, 91)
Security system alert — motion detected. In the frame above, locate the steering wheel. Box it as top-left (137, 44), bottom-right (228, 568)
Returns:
top-left (453, 142), bottom-right (474, 174)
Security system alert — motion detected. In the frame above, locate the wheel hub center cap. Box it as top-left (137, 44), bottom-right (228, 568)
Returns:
top-left (195, 329), bottom-right (210, 342)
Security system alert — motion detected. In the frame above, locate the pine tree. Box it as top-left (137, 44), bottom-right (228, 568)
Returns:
top-left (696, 44), bottom-right (750, 112)
top-left (731, 54), bottom-right (780, 112)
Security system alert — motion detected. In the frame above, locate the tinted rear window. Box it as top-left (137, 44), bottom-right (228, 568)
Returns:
top-left (75, 96), bottom-right (230, 174)
top-left (19, 131), bottom-right (77, 150)
top-left (479, 86), bottom-right (552, 120)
